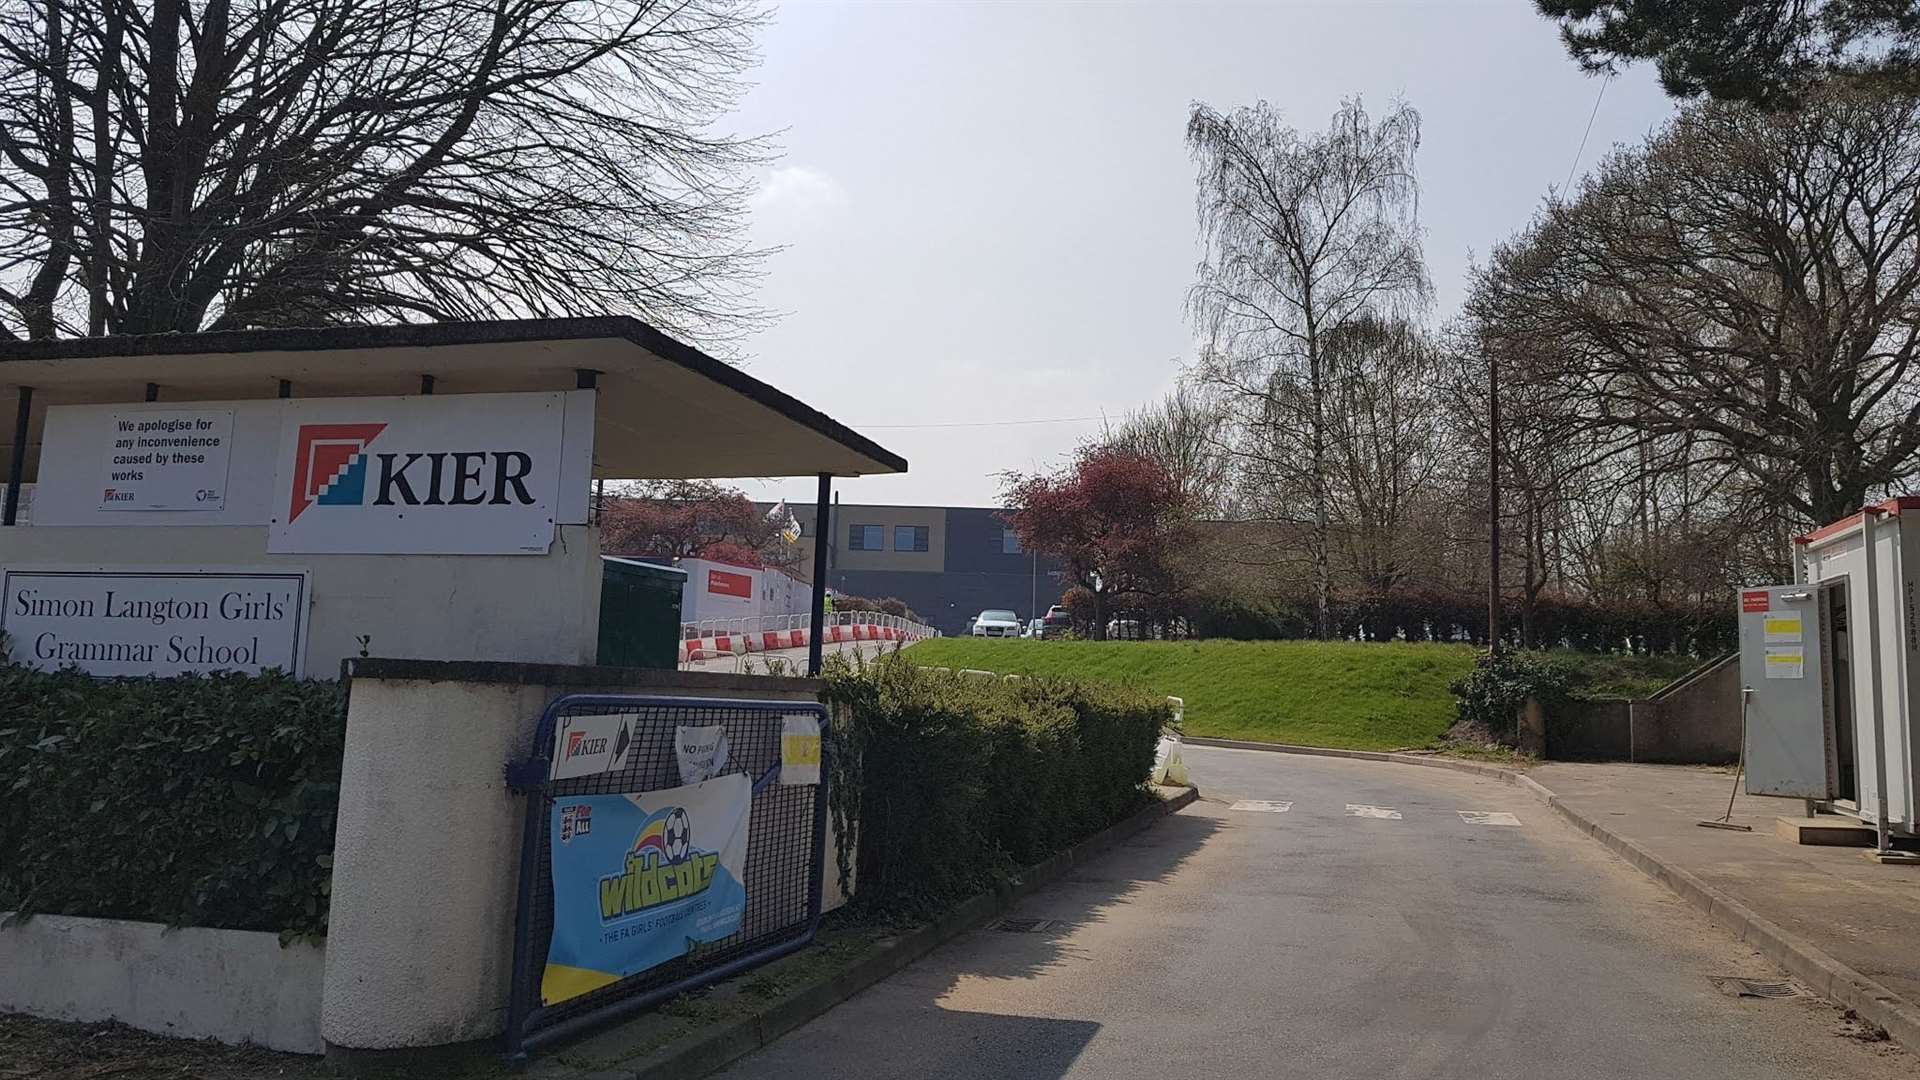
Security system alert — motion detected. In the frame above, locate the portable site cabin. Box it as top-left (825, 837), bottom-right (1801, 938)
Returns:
top-left (0, 317), bottom-right (906, 677)
top-left (1740, 497), bottom-right (1920, 851)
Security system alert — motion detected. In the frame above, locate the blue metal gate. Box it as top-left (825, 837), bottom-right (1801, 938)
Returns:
top-left (503, 694), bottom-right (829, 1058)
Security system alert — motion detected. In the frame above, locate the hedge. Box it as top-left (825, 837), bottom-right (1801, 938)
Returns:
top-left (821, 657), bottom-right (1168, 915)
top-left (1184, 588), bottom-right (1735, 655)
top-left (1447, 649), bottom-right (1573, 743)
top-left (0, 665), bottom-right (345, 940)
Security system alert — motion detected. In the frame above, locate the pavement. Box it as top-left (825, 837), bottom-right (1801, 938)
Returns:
top-left (713, 746), bottom-right (1914, 1079)
top-left (1532, 761), bottom-right (1920, 1007)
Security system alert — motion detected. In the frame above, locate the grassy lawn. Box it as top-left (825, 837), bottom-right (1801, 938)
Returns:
top-left (905, 638), bottom-right (1476, 751)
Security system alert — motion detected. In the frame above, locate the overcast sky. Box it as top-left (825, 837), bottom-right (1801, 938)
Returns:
top-left (721, 0), bottom-right (1677, 509)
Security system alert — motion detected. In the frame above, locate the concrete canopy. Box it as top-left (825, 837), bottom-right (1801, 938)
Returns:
top-left (0, 317), bottom-right (906, 483)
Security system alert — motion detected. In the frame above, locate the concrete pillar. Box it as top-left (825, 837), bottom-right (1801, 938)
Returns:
top-left (1517, 696), bottom-right (1547, 758)
top-left (321, 675), bottom-right (546, 1050)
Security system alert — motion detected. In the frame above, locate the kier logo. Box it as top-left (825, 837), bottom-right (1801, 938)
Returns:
top-left (288, 423), bottom-right (388, 523)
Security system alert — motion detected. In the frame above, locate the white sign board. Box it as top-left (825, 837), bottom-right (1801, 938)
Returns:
top-left (99, 408), bottom-right (233, 511)
top-left (551, 711), bottom-right (636, 780)
top-left (675, 724), bottom-right (731, 784)
top-left (1, 569), bottom-right (309, 677)
top-left (780, 713), bottom-right (821, 786)
top-left (267, 392), bottom-right (568, 554)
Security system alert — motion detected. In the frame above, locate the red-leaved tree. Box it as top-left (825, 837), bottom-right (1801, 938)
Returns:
top-left (600, 481), bottom-right (799, 570)
top-left (1002, 445), bottom-right (1189, 640)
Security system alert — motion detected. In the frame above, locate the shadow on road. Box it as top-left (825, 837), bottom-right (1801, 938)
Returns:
top-left (720, 804), bottom-right (1220, 1078)
top-left (935, 807), bottom-right (1221, 985)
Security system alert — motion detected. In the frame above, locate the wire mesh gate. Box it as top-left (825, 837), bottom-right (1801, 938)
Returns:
top-left (504, 694), bottom-right (829, 1058)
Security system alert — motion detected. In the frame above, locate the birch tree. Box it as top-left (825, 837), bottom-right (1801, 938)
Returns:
top-left (1186, 97), bottom-right (1429, 637)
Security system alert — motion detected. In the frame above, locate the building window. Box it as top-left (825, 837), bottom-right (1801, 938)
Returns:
top-left (1002, 528), bottom-right (1022, 554)
top-left (894, 525), bottom-right (930, 552)
top-left (850, 524), bottom-right (884, 551)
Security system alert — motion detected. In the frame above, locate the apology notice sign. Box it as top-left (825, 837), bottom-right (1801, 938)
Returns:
top-left (100, 409), bottom-right (233, 511)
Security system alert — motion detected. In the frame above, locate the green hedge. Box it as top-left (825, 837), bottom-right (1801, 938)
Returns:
top-left (0, 665), bottom-right (345, 940)
top-left (822, 658), bottom-right (1168, 915)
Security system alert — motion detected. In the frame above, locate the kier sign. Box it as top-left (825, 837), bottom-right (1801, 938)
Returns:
top-left (268, 392), bottom-right (570, 555)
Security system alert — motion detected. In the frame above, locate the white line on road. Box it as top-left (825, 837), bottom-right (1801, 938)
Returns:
top-left (1346, 804), bottom-right (1402, 820)
top-left (1229, 800), bottom-right (1293, 813)
top-left (1458, 811), bottom-right (1522, 826)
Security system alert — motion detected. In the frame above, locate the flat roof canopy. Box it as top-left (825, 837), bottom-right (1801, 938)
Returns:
top-left (0, 317), bottom-right (906, 482)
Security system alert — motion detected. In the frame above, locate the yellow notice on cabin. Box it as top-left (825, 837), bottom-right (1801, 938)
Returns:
top-left (1765, 646), bottom-right (1805, 679)
top-left (1763, 613), bottom-right (1804, 644)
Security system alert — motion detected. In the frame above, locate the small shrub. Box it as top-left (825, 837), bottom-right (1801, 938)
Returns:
top-left (0, 666), bottom-right (345, 939)
top-left (1447, 649), bottom-right (1572, 744)
top-left (821, 657), bottom-right (1166, 916)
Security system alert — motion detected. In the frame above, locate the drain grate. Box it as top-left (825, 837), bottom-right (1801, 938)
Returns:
top-left (994, 918), bottom-right (1058, 933)
top-left (1709, 976), bottom-right (1800, 999)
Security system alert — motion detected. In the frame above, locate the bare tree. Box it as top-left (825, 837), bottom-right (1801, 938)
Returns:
top-left (1486, 88), bottom-right (1920, 526)
top-left (0, 0), bottom-right (769, 341)
top-left (1186, 97), bottom-right (1429, 637)
top-left (1114, 384), bottom-right (1231, 515)
top-left (1323, 316), bottom-right (1444, 600)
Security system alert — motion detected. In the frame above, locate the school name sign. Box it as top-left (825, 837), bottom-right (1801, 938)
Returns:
top-left (1, 569), bottom-right (309, 677)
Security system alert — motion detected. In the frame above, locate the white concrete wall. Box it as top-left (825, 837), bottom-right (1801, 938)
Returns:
top-left (0, 914), bottom-right (325, 1053)
top-left (322, 669), bottom-right (835, 1051)
top-left (0, 524), bottom-right (603, 674)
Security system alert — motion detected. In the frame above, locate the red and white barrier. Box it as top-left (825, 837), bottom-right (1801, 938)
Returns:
top-left (679, 611), bottom-right (936, 666)
top-left (682, 633), bottom-right (745, 661)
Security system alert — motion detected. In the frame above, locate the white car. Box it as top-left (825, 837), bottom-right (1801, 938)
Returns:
top-left (971, 608), bottom-right (1023, 638)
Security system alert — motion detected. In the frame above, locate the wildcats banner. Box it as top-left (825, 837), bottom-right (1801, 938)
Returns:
top-left (542, 774), bottom-right (751, 1005)
top-left (267, 391), bottom-right (569, 554)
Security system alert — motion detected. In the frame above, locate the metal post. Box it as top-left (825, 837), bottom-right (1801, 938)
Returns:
top-left (4, 386), bottom-right (31, 526)
top-left (1861, 506), bottom-right (1893, 854)
top-left (1487, 346), bottom-right (1502, 653)
top-left (808, 473), bottom-right (831, 676)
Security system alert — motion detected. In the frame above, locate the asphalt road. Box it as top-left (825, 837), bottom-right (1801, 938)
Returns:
top-left (717, 746), bottom-right (1914, 1080)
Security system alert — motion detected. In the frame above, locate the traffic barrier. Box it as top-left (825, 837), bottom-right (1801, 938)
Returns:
top-left (683, 634), bottom-right (745, 661)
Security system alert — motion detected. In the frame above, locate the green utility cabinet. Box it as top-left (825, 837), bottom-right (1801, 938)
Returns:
top-left (596, 557), bottom-right (688, 669)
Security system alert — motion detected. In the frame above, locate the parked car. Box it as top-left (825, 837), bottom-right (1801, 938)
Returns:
top-left (1041, 605), bottom-right (1072, 638)
top-left (1026, 618), bottom-right (1044, 638)
top-left (971, 609), bottom-right (1023, 638)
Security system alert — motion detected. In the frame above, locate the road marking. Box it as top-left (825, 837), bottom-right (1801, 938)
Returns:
top-left (1458, 811), bottom-right (1522, 826)
top-left (1346, 804), bottom-right (1402, 820)
top-left (1229, 800), bottom-right (1292, 813)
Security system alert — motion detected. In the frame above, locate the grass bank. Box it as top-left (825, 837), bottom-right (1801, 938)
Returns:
top-left (904, 639), bottom-right (1476, 751)
top-left (1552, 649), bottom-right (1709, 699)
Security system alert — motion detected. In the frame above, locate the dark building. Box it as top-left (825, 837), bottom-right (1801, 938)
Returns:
top-left (767, 502), bottom-right (1069, 637)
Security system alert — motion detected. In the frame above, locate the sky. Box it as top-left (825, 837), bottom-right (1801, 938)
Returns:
top-left (719, 0), bottom-right (1678, 509)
